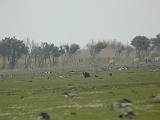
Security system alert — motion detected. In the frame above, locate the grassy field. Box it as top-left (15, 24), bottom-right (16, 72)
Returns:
top-left (0, 65), bottom-right (160, 120)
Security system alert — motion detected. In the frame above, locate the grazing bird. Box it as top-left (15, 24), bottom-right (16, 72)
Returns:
top-left (70, 112), bottom-right (77, 115)
top-left (95, 74), bottom-right (99, 77)
top-left (62, 91), bottom-right (78, 98)
top-left (70, 70), bottom-right (76, 73)
top-left (108, 67), bottom-right (112, 70)
top-left (146, 93), bottom-right (157, 99)
top-left (37, 112), bottom-right (50, 120)
top-left (110, 98), bottom-right (132, 111)
top-left (146, 93), bottom-right (160, 99)
top-left (82, 71), bottom-right (90, 78)
top-left (119, 111), bottom-right (136, 118)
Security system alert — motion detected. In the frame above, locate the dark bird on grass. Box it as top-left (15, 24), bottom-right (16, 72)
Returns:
top-left (82, 71), bottom-right (90, 78)
top-left (146, 93), bottom-right (157, 99)
top-left (37, 112), bottom-right (50, 120)
top-left (68, 74), bottom-right (72, 77)
top-left (67, 84), bottom-right (73, 86)
top-left (62, 91), bottom-right (78, 98)
top-left (110, 98), bottom-right (132, 111)
top-left (71, 112), bottom-right (77, 115)
top-left (119, 111), bottom-right (136, 118)
top-left (21, 96), bottom-right (24, 99)
top-left (110, 73), bottom-right (112, 76)
top-left (70, 70), bottom-right (76, 73)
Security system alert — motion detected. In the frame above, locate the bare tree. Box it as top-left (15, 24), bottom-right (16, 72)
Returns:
top-left (104, 40), bottom-right (125, 59)
top-left (24, 37), bottom-right (39, 69)
top-left (86, 40), bottom-right (107, 64)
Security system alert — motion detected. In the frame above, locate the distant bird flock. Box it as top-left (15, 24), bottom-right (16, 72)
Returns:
top-left (0, 57), bottom-right (160, 120)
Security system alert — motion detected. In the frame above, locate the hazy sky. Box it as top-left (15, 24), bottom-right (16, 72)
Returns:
top-left (1, 0), bottom-right (160, 48)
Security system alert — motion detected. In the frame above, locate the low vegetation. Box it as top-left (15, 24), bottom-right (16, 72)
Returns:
top-left (0, 65), bottom-right (160, 120)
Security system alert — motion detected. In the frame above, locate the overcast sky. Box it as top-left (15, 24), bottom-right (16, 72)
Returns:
top-left (1, 0), bottom-right (160, 48)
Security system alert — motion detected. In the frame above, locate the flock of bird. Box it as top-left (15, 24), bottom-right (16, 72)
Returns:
top-left (110, 98), bottom-right (136, 119)
top-left (37, 95), bottom-right (135, 120)
top-left (1, 64), bottom-right (152, 120)
top-left (37, 92), bottom-right (160, 120)
top-left (1, 69), bottom-right (159, 120)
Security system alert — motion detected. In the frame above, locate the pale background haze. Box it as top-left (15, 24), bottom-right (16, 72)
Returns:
top-left (1, 0), bottom-right (160, 48)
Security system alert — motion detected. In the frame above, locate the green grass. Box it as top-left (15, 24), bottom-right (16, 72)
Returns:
top-left (0, 66), bottom-right (160, 120)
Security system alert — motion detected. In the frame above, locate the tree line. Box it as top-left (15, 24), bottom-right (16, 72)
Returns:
top-left (0, 33), bottom-right (160, 70)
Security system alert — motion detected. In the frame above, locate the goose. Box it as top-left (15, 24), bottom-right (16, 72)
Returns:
top-left (37, 112), bottom-right (50, 120)
top-left (110, 98), bottom-right (132, 111)
top-left (146, 93), bottom-right (160, 99)
top-left (62, 92), bottom-right (78, 98)
top-left (119, 111), bottom-right (136, 118)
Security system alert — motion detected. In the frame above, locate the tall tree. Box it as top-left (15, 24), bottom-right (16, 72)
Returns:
top-left (131, 36), bottom-right (150, 60)
top-left (0, 39), bottom-right (9, 69)
top-left (24, 38), bottom-right (39, 69)
top-left (0, 37), bottom-right (29, 69)
top-left (59, 45), bottom-right (65, 68)
top-left (69, 43), bottom-right (80, 67)
top-left (63, 43), bottom-right (80, 66)
top-left (124, 44), bottom-right (134, 58)
top-left (51, 46), bottom-right (61, 67)
top-left (112, 41), bottom-right (125, 59)
top-left (152, 33), bottom-right (160, 55)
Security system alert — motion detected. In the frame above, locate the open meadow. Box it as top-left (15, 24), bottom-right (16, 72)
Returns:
top-left (0, 65), bottom-right (160, 120)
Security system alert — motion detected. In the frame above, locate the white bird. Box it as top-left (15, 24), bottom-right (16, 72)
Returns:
top-left (110, 98), bottom-right (132, 111)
